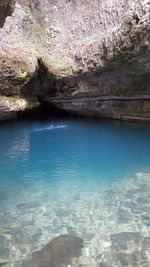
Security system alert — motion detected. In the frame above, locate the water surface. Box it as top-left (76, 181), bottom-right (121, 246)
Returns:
top-left (0, 119), bottom-right (150, 265)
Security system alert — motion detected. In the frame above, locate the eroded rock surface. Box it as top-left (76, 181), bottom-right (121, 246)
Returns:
top-left (45, 96), bottom-right (150, 121)
top-left (0, 0), bottom-right (150, 120)
top-left (0, 95), bottom-right (27, 120)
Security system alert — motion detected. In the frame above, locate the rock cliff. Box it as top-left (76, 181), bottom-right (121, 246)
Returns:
top-left (0, 0), bottom-right (150, 120)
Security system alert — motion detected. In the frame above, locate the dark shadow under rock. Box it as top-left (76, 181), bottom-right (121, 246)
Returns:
top-left (21, 234), bottom-right (83, 267)
top-left (0, 0), bottom-right (16, 27)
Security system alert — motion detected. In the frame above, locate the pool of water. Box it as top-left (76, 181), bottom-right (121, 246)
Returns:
top-left (0, 118), bottom-right (150, 266)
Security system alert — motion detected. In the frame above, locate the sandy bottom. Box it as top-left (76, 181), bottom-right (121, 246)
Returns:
top-left (0, 170), bottom-right (150, 266)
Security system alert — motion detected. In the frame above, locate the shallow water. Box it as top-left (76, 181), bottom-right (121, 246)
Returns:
top-left (0, 119), bottom-right (150, 266)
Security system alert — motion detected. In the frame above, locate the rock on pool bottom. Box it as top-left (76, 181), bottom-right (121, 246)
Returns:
top-left (0, 119), bottom-right (150, 266)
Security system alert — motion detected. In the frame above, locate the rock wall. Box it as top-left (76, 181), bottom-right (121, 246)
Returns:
top-left (0, 0), bottom-right (150, 120)
top-left (46, 96), bottom-right (150, 121)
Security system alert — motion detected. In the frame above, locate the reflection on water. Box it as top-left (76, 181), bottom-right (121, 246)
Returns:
top-left (6, 134), bottom-right (30, 162)
top-left (0, 119), bottom-right (150, 266)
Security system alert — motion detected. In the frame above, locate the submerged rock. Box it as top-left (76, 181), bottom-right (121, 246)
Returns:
top-left (109, 232), bottom-right (150, 266)
top-left (21, 234), bottom-right (83, 267)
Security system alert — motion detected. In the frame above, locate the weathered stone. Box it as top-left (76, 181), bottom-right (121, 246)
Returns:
top-left (44, 96), bottom-right (150, 121)
top-left (0, 0), bottom-right (149, 120)
top-left (0, 95), bottom-right (27, 121)
top-left (21, 234), bottom-right (83, 267)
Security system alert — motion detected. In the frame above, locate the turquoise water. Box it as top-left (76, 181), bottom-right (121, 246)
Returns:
top-left (1, 119), bottom-right (150, 189)
top-left (0, 119), bottom-right (150, 265)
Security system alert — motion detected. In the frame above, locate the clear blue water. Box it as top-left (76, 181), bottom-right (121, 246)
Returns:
top-left (1, 119), bottom-right (150, 189)
top-left (0, 118), bottom-right (150, 264)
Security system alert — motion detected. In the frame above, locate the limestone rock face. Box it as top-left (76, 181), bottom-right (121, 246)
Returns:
top-left (0, 95), bottom-right (27, 120)
top-left (0, 0), bottom-right (150, 120)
